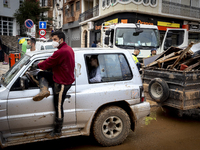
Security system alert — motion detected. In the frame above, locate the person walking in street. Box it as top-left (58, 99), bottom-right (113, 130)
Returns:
top-left (148, 48), bottom-right (157, 57)
top-left (132, 48), bottom-right (141, 70)
top-left (91, 41), bottom-right (97, 47)
top-left (26, 38), bottom-right (37, 53)
top-left (32, 31), bottom-right (75, 137)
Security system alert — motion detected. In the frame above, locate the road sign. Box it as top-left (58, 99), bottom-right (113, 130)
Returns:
top-left (40, 36), bottom-right (46, 39)
top-left (39, 29), bottom-right (46, 37)
top-left (39, 21), bottom-right (47, 29)
top-left (25, 19), bottom-right (34, 29)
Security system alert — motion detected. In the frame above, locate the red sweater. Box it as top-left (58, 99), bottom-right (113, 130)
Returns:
top-left (38, 42), bottom-right (75, 85)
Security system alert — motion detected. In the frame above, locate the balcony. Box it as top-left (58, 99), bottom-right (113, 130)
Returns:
top-left (67, 0), bottom-right (75, 3)
top-left (162, 0), bottom-right (200, 19)
top-left (66, 16), bottom-right (75, 22)
top-left (79, 5), bottom-right (99, 22)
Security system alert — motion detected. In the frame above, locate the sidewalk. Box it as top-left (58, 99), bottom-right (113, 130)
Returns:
top-left (0, 62), bottom-right (9, 76)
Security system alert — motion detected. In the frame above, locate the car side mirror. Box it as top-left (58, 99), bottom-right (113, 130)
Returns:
top-left (164, 38), bottom-right (172, 50)
top-left (105, 30), bottom-right (111, 35)
top-left (166, 31), bottom-right (173, 38)
top-left (104, 37), bottom-right (109, 45)
top-left (11, 76), bottom-right (29, 91)
top-left (20, 76), bottom-right (29, 90)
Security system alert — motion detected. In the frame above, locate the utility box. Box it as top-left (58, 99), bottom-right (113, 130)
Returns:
top-left (9, 53), bottom-right (21, 68)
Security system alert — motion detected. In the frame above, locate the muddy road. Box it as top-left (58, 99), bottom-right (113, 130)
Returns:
top-left (4, 106), bottom-right (200, 150)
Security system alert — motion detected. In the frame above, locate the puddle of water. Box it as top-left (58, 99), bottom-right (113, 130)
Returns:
top-left (145, 111), bottom-right (157, 125)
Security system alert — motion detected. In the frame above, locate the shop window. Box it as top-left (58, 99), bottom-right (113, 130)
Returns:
top-left (85, 54), bottom-right (133, 84)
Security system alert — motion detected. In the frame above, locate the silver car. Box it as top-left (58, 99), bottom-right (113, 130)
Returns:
top-left (0, 48), bottom-right (150, 148)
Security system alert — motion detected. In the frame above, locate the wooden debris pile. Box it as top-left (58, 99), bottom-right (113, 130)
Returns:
top-left (143, 42), bottom-right (200, 71)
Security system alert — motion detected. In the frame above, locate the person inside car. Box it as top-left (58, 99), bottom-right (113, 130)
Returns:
top-left (89, 55), bottom-right (101, 83)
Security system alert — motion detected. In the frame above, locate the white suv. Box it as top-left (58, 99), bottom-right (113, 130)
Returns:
top-left (0, 48), bottom-right (150, 148)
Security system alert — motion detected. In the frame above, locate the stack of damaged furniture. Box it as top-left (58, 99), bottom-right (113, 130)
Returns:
top-left (142, 42), bottom-right (200, 112)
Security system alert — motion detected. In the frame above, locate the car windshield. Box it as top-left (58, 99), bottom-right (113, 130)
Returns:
top-left (45, 45), bottom-right (57, 50)
top-left (115, 28), bottom-right (160, 49)
top-left (1, 55), bottom-right (30, 86)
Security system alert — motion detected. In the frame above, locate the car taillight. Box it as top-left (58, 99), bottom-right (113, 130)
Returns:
top-left (141, 97), bottom-right (145, 102)
top-left (139, 86), bottom-right (144, 103)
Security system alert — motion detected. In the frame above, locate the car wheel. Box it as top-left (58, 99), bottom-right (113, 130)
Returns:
top-left (93, 106), bottom-right (131, 147)
top-left (148, 78), bottom-right (169, 103)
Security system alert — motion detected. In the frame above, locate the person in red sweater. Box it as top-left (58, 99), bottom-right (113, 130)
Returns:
top-left (32, 31), bottom-right (75, 137)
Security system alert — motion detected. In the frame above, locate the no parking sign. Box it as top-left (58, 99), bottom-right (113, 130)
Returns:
top-left (24, 19), bottom-right (34, 29)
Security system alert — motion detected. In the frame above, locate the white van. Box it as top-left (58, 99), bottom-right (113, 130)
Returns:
top-left (36, 42), bottom-right (57, 50)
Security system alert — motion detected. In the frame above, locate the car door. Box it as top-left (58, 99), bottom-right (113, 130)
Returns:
top-left (7, 58), bottom-right (76, 134)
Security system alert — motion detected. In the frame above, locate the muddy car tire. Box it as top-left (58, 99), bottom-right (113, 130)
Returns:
top-left (148, 78), bottom-right (169, 103)
top-left (93, 106), bottom-right (131, 147)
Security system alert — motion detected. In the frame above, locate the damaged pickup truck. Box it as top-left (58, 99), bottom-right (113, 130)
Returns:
top-left (0, 48), bottom-right (150, 148)
top-left (143, 42), bottom-right (200, 116)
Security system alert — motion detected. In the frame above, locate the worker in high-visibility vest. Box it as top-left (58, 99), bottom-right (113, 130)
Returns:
top-left (132, 48), bottom-right (141, 70)
top-left (148, 48), bottom-right (157, 57)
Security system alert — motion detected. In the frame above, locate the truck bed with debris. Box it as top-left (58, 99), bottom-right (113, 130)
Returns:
top-left (142, 42), bottom-right (200, 110)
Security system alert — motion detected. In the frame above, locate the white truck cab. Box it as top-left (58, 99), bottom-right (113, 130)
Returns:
top-left (102, 23), bottom-right (188, 61)
top-left (0, 48), bottom-right (150, 148)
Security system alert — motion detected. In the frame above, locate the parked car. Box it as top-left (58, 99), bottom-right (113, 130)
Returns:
top-left (0, 48), bottom-right (150, 148)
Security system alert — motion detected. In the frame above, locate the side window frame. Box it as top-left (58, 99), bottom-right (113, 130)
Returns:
top-left (84, 53), bottom-right (133, 84)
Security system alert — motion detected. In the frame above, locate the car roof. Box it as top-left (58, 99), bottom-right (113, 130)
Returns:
top-left (25, 48), bottom-right (130, 57)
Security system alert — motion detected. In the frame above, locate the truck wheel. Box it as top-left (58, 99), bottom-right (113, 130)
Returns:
top-left (93, 106), bottom-right (131, 147)
top-left (148, 78), bottom-right (169, 103)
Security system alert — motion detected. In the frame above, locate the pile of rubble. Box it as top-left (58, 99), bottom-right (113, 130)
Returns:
top-left (143, 42), bottom-right (200, 71)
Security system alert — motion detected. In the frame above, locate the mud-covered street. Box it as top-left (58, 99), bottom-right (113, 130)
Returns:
top-left (4, 105), bottom-right (200, 150)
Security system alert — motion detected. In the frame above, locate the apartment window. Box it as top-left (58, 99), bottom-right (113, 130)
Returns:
top-left (71, 4), bottom-right (74, 17)
top-left (143, 0), bottom-right (150, 4)
top-left (0, 17), bottom-right (13, 36)
top-left (76, 1), bottom-right (80, 11)
top-left (19, 0), bottom-right (23, 7)
top-left (40, 0), bottom-right (47, 6)
top-left (65, 7), bottom-right (68, 15)
top-left (102, 0), bottom-right (105, 8)
top-left (111, 0), bottom-right (117, 4)
top-left (107, 0), bottom-right (110, 6)
top-left (150, 0), bottom-right (157, 5)
top-left (191, 0), bottom-right (199, 7)
top-left (3, 0), bottom-right (10, 8)
top-left (134, 0), bottom-right (142, 2)
top-left (120, 0), bottom-right (130, 2)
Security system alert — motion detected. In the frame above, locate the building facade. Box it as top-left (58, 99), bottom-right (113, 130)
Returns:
top-left (62, 0), bottom-right (82, 47)
top-left (0, 0), bottom-right (23, 36)
top-left (78, 0), bottom-right (200, 48)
